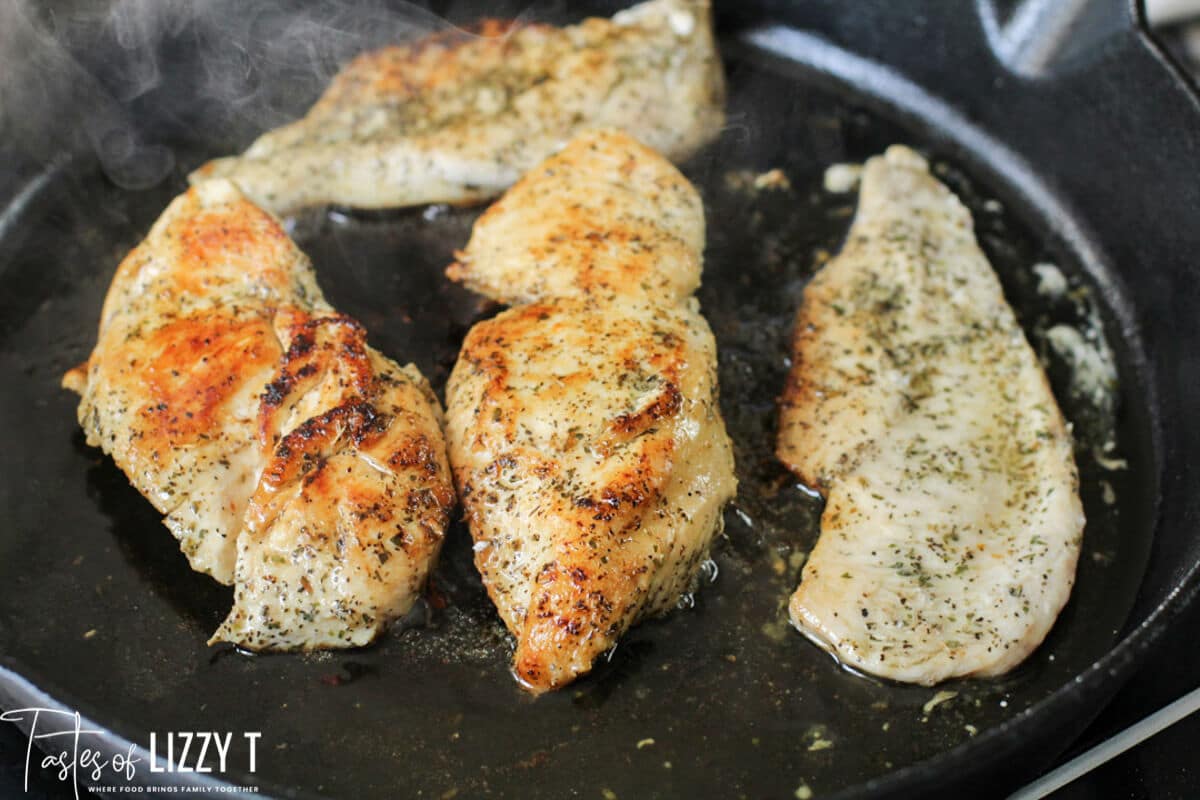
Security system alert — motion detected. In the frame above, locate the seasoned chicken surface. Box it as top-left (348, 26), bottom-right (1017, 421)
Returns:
top-left (190, 0), bottom-right (724, 215)
top-left (64, 179), bottom-right (454, 650)
top-left (446, 125), bottom-right (704, 306)
top-left (445, 130), bottom-right (736, 692)
top-left (777, 146), bottom-right (1085, 685)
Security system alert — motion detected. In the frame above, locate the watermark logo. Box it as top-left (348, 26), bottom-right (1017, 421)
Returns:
top-left (1, 707), bottom-right (261, 796)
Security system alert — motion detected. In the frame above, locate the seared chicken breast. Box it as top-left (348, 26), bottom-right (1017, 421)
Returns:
top-left (777, 146), bottom-right (1085, 684)
top-left (445, 130), bottom-right (736, 692)
top-left (190, 0), bottom-right (724, 215)
top-left (445, 123), bottom-right (705, 306)
top-left (64, 179), bottom-right (454, 650)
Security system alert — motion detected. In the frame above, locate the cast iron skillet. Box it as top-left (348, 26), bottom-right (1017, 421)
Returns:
top-left (0, 0), bottom-right (1198, 797)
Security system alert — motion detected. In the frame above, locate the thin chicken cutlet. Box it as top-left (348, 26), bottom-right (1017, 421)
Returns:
top-left (190, 0), bottom-right (724, 215)
top-left (777, 146), bottom-right (1085, 685)
top-left (445, 130), bottom-right (736, 692)
top-left (64, 179), bottom-right (454, 651)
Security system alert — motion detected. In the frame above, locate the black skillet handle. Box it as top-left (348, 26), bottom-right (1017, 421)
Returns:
top-left (973, 0), bottom-right (1143, 79)
top-left (715, 0), bottom-right (1149, 82)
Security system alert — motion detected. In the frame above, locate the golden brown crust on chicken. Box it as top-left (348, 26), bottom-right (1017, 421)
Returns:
top-left (447, 296), bottom-right (734, 691)
top-left (66, 180), bottom-right (312, 582)
top-left (446, 128), bottom-right (704, 306)
top-left (214, 314), bottom-right (454, 650)
top-left (444, 129), bottom-right (736, 692)
top-left (65, 179), bottom-right (454, 650)
top-left (189, 0), bottom-right (725, 214)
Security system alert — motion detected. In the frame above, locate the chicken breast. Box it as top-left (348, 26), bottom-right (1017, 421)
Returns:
top-left (776, 146), bottom-right (1085, 685)
top-left (445, 125), bottom-right (705, 306)
top-left (64, 178), bottom-right (454, 650)
top-left (189, 0), bottom-right (724, 215)
top-left (444, 130), bottom-right (736, 692)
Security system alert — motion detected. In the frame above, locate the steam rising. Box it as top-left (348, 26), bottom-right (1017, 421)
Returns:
top-left (0, 0), bottom-right (548, 191)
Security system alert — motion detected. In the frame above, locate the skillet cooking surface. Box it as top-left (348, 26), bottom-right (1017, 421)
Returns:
top-left (0, 10), bottom-right (1168, 800)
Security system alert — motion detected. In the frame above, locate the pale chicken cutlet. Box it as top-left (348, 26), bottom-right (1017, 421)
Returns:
top-left (444, 130), bottom-right (737, 692)
top-left (189, 0), bottom-right (724, 215)
top-left (777, 146), bottom-right (1085, 685)
top-left (64, 179), bottom-right (454, 651)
